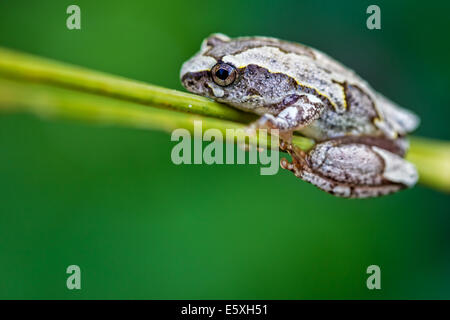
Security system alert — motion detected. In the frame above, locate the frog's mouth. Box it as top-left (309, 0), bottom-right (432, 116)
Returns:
top-left (181, 70), bottom-right (214, 97)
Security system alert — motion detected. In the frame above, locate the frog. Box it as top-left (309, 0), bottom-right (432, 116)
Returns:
top-left (180, 33), bottom-right (419, 198)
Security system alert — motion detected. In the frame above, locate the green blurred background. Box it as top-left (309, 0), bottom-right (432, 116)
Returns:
top-left (0, 0), bottom-right (449, 299)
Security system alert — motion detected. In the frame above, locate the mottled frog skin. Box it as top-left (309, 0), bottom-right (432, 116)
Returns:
top-left (180, 34), bottom-right (419, 198)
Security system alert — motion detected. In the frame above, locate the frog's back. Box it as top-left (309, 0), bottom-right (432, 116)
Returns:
top-left (304, 42), bottom-right (419, 139)
top-left (304, 44), bottom-right (419, 140)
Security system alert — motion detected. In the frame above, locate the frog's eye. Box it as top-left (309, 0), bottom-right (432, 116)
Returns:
top-left (211, 63), bottom-right (237, 86)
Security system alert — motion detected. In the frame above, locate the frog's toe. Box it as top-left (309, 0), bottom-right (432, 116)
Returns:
top-left (280, 158), bottom-right (296, 172)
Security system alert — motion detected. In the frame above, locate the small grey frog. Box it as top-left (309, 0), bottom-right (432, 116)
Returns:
top-left (180, 33), bottom-right (419, 198)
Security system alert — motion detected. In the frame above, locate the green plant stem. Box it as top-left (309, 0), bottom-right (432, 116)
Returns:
top-left (0, 47), bottom-right (449, 192)
top-left (406, 137), bottom-right (450, 192)
top-left (0, 47), bottom-right (255, 123)
top-left (0, 77), bottom-right (313, 151)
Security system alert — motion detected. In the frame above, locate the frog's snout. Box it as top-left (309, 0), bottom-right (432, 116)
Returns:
top-left (180, 70), bottom-right (211, 96)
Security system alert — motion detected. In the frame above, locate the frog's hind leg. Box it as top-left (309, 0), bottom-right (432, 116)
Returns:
top-left (280, 140), bottom-right (418, 198)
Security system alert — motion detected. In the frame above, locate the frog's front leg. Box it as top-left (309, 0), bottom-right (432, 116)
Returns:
top-left (281, 139), bottom-right (418, 198)
top-left (252, 94), bottom-right (324, 140)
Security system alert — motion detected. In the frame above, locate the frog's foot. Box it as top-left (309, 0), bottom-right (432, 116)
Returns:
top-left (281, 139), bottom-right (418, 198)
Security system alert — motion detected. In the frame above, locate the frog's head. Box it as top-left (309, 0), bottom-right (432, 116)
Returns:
top-left (180, 33), bottom-right (298, 112)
